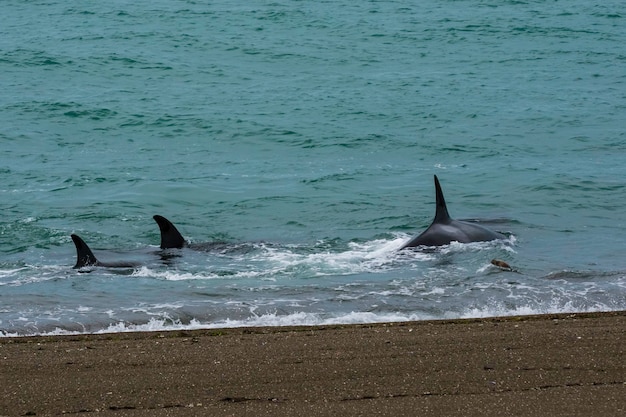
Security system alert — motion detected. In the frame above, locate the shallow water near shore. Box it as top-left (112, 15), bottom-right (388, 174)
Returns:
top-left (1, 0), bottom-right (625, 336)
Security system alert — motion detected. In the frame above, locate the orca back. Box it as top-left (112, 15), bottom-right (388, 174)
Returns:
top-left (401, 175), bottom-right (505, 249)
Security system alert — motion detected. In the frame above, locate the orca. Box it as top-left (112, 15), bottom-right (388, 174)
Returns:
top-left (400, 175), bottom-right (506, 249)
top-left (153, 215), bottom-right (187, 249)
top-left (71, 234), bottom-right (140, 269)
top-left (153, 215), bottom-right (229, 251)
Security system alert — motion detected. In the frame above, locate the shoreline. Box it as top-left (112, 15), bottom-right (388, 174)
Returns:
top-left (3, 310), bottom-right (624, 342)
top-left (1, 311), bottom-right (624, 416)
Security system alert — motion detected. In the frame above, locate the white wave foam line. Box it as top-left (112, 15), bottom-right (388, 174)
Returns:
top-left (0, 265), bottom-right (70, 286)
top-left (254, 236), bottom-right (432, 276)
top-left (439, 237), bottom-right (516, 255)
top-left (242, 249), bottom-right (355, 277)
top-left (0, 327), bottom-right (83, 338)
top-left (91, 303), bottom-right (618, 334)
top-left (182, 311), bottom-right (439, 330)
top-left (0, 267), bottom-right (29, 279)
top-left (5, 313), bottom-right (430, 338)
top-left (350, 235), bottom-right (411, 257)
top-left (3, 303), bottom-right (623, 338)
top-left (120, 302), bottom-right (186, 314)
top-left (127, 236), bottom-right (436, 281)
top-left (95, 319), bottom-right (206, 334)
top-left (457, 299), bottom-right (618, 320)
top-left (130, 266), bottom-right (266, 281)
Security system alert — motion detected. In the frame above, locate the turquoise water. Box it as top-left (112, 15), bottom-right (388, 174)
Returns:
top-left (1, 0), bottom-right (625, 336)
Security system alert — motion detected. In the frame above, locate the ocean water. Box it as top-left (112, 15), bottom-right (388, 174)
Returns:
top-left (1, 0), bottom-right (625, 336)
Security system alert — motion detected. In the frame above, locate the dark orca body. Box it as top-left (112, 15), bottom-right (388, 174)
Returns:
top-left (71, 234), bottom-right (141, 269)
top-left (400, 175), bottom-right (506, 249)
top-left (153, 215), bottom-right (230, 251)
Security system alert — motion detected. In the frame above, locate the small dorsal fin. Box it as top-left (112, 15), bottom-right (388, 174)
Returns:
top-left (153, 215), bottom-right (186, 249)
top-left (71, 234), bottom-right (100, 268)
top-left (433, 175), bottom-right (451, 223)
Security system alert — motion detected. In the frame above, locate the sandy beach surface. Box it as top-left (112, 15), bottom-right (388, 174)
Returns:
top-left (1, 311), bottom-right (624, 416)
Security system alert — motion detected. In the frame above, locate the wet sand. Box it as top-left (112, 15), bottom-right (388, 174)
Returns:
top-left (1, 311), bottom-right (624, 416)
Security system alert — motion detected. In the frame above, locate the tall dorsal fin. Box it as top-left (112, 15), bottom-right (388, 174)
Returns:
top-left (153, 215), bottom-right (186, 249)
top-left (433, 175), bottom-right (451, 223)
top-left (71, 234), bottom-right (100, 268)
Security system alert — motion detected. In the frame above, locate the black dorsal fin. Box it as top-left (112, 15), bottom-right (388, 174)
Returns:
top-left (71, 234), bottom-right (100, 268)
top-left (433, 175), bottom-right (451, 223)
top-left (153, 215), bottom-right (186, 249)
